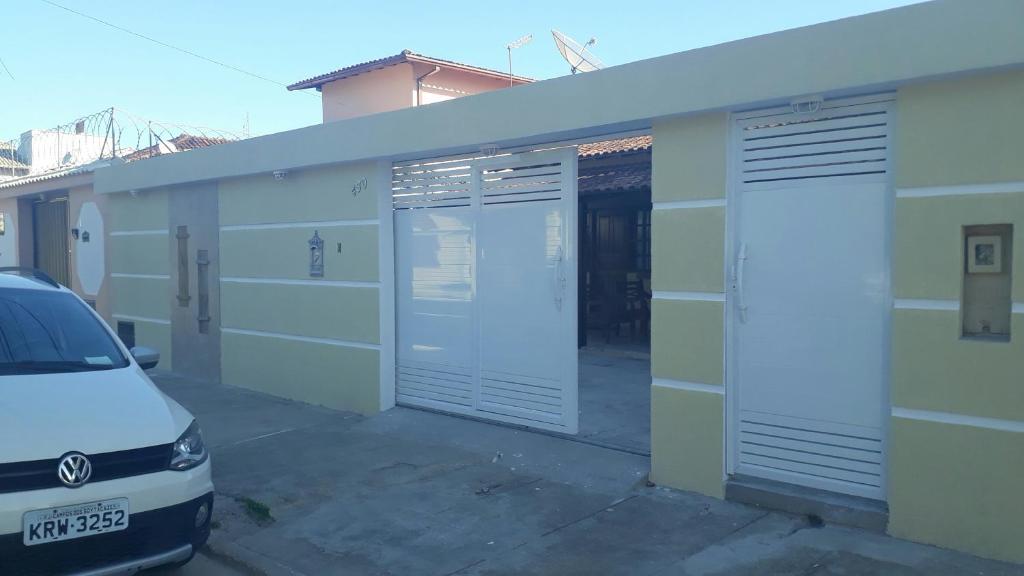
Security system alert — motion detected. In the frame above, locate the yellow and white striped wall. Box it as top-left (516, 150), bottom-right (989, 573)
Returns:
top-left (108, 188), bottom-right (173, 367)
top-left (217, 162), bottom-right (385, 415)
top-left (887, 70), bottom-right (1024, 563)
top-left (648, 69), bottom-right (1024, 563)
top-left (98, 54), bottom-right (1024, 568)
top-left (649, 112), bottom-right (729, 498)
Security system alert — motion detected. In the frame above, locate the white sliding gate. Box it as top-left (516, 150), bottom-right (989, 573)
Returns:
top-left (729, 95), bottom-right (893, 500)
top-left (393, 147), bottom-right (579, 433)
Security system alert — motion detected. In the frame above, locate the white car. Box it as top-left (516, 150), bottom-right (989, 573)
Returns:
top-left (0, 269), bottom-right (213, 575)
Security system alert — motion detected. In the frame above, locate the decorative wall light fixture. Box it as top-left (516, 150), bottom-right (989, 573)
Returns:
top-left (791, 95), bottom-right (824, 115)
top-left (966, 235), bottom-right (1002, 274)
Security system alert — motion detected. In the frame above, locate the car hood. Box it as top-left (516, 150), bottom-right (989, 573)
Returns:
top-left (0, 367), bottom-right (193, 463)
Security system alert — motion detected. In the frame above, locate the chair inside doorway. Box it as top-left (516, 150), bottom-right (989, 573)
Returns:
top-left (576, 135), bottom-right (652, 454)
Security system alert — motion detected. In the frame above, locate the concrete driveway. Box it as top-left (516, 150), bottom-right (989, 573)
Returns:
top-left (153, 373), bottom-right (1022, 576)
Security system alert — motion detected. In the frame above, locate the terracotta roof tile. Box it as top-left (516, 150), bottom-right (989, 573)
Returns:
top-left (122, 133), bottom-right (231, 162)
top-left (0, 145), bottom-right (29, 171)
top-left (578, 163), bottom-right (650, 193)
top-left (577, 135), bottom-right (652, 158)
top-left (288, 50), bottom-right (532, 91)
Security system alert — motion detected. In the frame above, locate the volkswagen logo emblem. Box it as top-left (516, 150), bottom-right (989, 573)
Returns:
top-left (58, 453), bottom-right (92, 488)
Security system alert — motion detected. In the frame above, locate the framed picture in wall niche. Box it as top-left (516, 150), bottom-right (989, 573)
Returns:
top-left (967, 235), bottom-right (1002, 274)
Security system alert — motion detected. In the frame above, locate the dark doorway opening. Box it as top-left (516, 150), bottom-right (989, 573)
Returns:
top-left (576, 136), bottom-right (652, 454)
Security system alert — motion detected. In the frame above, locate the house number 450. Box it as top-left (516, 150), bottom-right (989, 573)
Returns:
top-left (351, 177), bottom-right (368, 197)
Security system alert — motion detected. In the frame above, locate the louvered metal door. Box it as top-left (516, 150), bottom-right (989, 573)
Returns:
top-left (33, 198), bottom-right (71, 287)
top-left (393, 148), bottom-right (579, 433)
top-left (729, 96), bottom-right (892, 499)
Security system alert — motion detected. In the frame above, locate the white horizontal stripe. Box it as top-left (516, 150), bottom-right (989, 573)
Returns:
top-left (112, 314), bottom-right (171, 326)
top-left (221, 327), bottom-right (380, 350)
top-left (221, 277), bottom-right (379, 288)
top-left (653, 291), bottom-right (726, 302)
top-left (892, 407), bottom-right (1024, 434)
top-left (652, 378), bottom-right (725, 395)
top-left (895, 300), bottom-right (1023, 313)
top-left (896, 181), bottom-right (1024, 198)
top-left (110, 229), bottom-right (168, 236)
top-left (652, 198), bottom-right (727, 210)
top-left (893, 298), bottom-right (959, 311)
top-left (220, 219), bottom-right (379, 231)
top-left (111, 273), bottom-right (170, 280)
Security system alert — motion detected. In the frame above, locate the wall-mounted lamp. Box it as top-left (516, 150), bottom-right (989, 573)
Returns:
top-left (72, 228), bottom-right (80, 240)
top-left (273, 170), bottom-right (289, 181)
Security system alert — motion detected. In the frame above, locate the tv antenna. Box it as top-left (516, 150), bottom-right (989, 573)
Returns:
top-left (551, 29), bottom-right (604, 74)
top-left (505, 34), bottom-right (533, 87)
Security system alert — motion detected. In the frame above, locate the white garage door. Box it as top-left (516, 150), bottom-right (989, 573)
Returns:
top-left (730, 95), bottom-right (893, 499)
top-left (393, 147), bottom-right (579, 433)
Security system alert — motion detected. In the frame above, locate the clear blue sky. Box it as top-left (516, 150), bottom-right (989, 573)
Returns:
top-left (2, 0), bottom-right (925, 138)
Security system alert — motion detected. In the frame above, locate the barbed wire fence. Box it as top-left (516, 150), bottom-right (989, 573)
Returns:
top-left (1, 107), bottom-right (242, 181)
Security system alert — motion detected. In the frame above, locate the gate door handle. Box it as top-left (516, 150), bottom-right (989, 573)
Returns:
top-left (553, 245), bottom-right (565, 311)
top-left (176, 226), bottom-right (190, 306)
top-left (733, 243), bottom-right (748, 323)
top-left (196, 249), bottom-right (211, 334)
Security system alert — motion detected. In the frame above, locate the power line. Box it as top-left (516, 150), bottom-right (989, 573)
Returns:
top-left (38, 0), bottom-right (316, 98)
top-left (0, 56), bottom-right (13, 80)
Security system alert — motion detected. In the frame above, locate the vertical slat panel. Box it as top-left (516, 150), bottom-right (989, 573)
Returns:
top-left (393, 147), bottom-right (578, 433)
top-left (32, 199), bottom-right (70, 287)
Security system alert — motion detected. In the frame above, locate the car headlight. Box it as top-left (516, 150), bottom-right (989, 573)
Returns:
top-left (170, 420), bottom-right (208, 471)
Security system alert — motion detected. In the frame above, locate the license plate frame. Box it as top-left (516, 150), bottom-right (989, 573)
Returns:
top-left (22, 498), bottom-right (130, 546)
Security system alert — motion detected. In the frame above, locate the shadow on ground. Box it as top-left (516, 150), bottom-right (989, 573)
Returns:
top-left (154, 373), bottom-right (1022, 576)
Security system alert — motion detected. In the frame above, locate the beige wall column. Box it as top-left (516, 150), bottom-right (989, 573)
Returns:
top-left (888, 69), bottom-right (1024, 563)
top-left (649, 113), bottom-right (728, 498)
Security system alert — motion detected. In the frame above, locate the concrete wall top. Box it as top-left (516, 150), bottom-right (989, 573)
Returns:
top-left (95, 0), bottom-right (1024, 195)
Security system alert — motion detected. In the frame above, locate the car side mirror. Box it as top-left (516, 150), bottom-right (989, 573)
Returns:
top-left (130, 346), bottom-right (160, 370)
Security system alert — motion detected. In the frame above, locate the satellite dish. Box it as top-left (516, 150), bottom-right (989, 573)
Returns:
top-left (551, 29), bottom-right (604, 74)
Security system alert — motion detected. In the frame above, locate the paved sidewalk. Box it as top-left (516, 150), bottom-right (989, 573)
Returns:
top-left (154, 373), bottom-right (1022, 576)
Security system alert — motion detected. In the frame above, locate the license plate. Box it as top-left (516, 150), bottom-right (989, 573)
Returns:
top-left (23, 498), bottom-right (129, 546)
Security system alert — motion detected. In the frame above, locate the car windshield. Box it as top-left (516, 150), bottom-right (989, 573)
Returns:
top-left (0, 288), bottom-right (129, 375)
